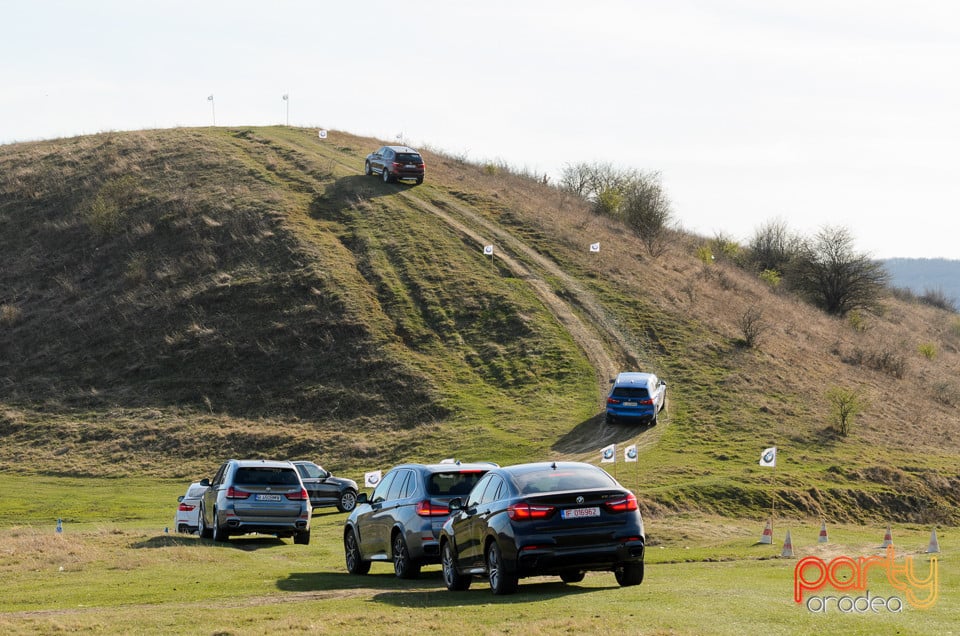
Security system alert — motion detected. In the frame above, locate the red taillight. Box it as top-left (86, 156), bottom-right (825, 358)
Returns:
top-left (604, 493), bottom-right (639, 513)
top-left (178, 503), bottom-right (196, 512)
top-left (286, 488), bottom-right (309, 501)
top-left (639, 399), bottom-right (653, 405)
top-left (416, 500), bottom-right (449, 517)
top-left (606, 397), bottom-right (621, 405)
top-left (225, 486), bottom-right (251, 499)
top-left (507, 502), bottom-right (556, 521)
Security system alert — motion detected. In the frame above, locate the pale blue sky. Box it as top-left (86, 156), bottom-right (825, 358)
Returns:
top-left (3, 1), bottom-right (958, 259)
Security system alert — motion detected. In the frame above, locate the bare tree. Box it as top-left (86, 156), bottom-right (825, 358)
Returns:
top-left (826, 386), bottom-right (866, 436)
top-left (788, 226), bottom-right (888, 317)
top-left (736, 306), bottom-right (767, 348)
top-left (748, 218), bottom-right (800, 273)
top-left (620, 172), bottom-right (673, 257)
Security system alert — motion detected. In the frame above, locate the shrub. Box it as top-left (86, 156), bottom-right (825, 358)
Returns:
top-left (696, 244), bottom-right (714, 266)
top-left (737, 306), bottom-right (767, 348)
top-left (826, 386), bottom-right (866, 436)
top-left (594, 186), bottom-right (623, 217)
top-left (759, 269), bottom-right (781, 289)
top-left (847, 309), bottom-right (867, 333)
top-left (919, 288), bottom-right (957, 312)
top-left (918, 342), bottom-right (937, 360)
top-left (710, 232), bottom-right (741, 261)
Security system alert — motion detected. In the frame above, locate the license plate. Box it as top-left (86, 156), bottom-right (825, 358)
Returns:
top-left (404, 164), bottom-right (416, 168)
top-left (562, 507), bottom-right (600, 519)
top-left (256, 494), bottom-right (282, 502)
top-left (623, 401), bottom-right (637, 407)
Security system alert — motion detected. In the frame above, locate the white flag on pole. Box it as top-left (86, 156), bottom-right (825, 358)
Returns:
top-left (590, 242), bottom-right (600, 253)
top-left (207, 94), bottom-right (214, 101)
top-left (624, 444), bottom-right (638, 462)
top-left (364, 470), bottom-right (383, 488)
top-left (483, 245), bottom-right (494, 255)
top-left (600, 443), bottom-right (616, 463)
top-left (759, 447), bottom-right (777, 468)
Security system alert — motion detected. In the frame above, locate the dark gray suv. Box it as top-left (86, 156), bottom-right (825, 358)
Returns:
top-left (292, 460), bottom-right (359, 512)
top-left (343, 462), bottom-right (493, 578)
top-left (364, 145), bottom-right (425, 184)
top-left (198, 459), bottom-right (312, 544)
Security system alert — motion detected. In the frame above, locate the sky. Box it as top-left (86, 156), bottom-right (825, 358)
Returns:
top-left (3, 0), bottom-right (958, 259)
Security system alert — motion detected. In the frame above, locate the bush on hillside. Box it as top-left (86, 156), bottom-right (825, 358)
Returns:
top-left (826, 385), bottom-right (866, 436)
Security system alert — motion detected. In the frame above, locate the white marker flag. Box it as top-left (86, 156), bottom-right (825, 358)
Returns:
top-left (483, 245), bottom-right (494, 255)
top-left (590, 242), bottom-right (600, 253)
top-left (759, 447), bottom-right (777, 468)
top-left (318, 130), bottom-right (328, 139)
top-left (207, 94), bottom-right (214, 101)
top-left (364, 470), bottom-right (383, 488)
top-left (600, 443), bottom-right (616, 463)
top-left (624, 444), bottom-right (638, 462)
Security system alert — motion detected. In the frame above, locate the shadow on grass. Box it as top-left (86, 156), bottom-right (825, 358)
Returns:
top-left (552, 412), bottom-right (654, 454)
top-left (132, 534), bottom-right (286, 550)
top-left (277, 570), bottom-right (611, 606)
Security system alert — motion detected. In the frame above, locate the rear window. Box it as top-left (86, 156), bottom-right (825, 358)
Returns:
top-left (396, 153), bottom-right (422, 163)
top-left (612, 387), bottom-right (649, 399)
top-left (513, 466), bottom-right (616, 494)
top-left (235, 467), bottom-right (299, 486)
top-left (426, 470), bottom-right (487, 496)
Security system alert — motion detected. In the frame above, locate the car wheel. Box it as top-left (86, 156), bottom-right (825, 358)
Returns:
top-left (294, 529), bottom-right (311, 545)
top-left (198, 506), bottom-right (213, 539)
top-left (337, 489), bottom-right (358, 513)
top-left (344, 530), bottom-right (371, 574)
top-left (177, 523), bottom-right (187, 533)
top-left (441, 541), bottom-right (472, 591)
top-left (605, 412), bottom-right (614, 425)
top-left (212, 511), bottom-right (230, 543)
top-left (615, 561), bottom-right (644, 586)
top-left (560, 570), bottom-right (585, 583)
top-left (364, 161), bottom-right (372, 176)
top-left (393, 533), bottom-right (421, 579)
top-left (486, 541), bottom-right (518, 595)
top-left (415, 176), bottom-right (423, 185)
top-left (382, 167), bottom-right (392, 183)
top-left (650, 410), bottom-right (658, 426)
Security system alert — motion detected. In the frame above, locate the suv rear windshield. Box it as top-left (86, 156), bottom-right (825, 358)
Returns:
top-left (612, 387), bottom-right (649, 399)
top-left (396, 153), bottom-right (422, 163)
top-left (235, 467), bottom-right (300, 486)
top-left (427, 470), bottom-right (487, 497)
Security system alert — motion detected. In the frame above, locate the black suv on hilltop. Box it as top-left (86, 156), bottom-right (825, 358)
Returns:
top-left (365, 145), bottom-right (425, 184)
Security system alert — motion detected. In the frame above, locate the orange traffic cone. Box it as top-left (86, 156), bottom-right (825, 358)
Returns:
top-left (781, 530), bottom-right (794, 558)
top-left (881, 525), bottom-right (893, 548)
top-left (759, 519), bottom-right (773, 544)
top-left (818, 521), bottom-right (828, 543)
top-left (927, 528), bottom-right (940, 554)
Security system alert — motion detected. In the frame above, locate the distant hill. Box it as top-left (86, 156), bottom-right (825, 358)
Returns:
top-left (884, 257), bottom-right (960, 304)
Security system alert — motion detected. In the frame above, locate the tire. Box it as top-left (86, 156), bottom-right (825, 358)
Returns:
top-left (605, 413), bottom-right (614, 425)
top-left (649, 410), bottom-right (658, 426)
top-left (382, 167), bottom-right (392, 183)
top-left (364, 161), bottom-right (372, 176)
top-left (486, 541), bottom-right (518, 595)
top-left (198, 506), bottom-right (213, 539)
top-left (615, 561), bottom-right (644, 586)
top-left (211, 510), bottom-right (230, 543)
top-left (344, 530), bottom-right (370, 574)
top-left (441, 541), bottom-right (472, 591)
top-left (177, 523), bottom-right (187, 534)
top-left (337, 489), bottom-right (358, 513)
top-left (415, 176), bottom-right (423, 185)
top-left (393, 533), bottom-right (421, 579)
top-left (294, 529), bottom-right (311, 545)
top-left (560, 570), bottom-right (585, 584)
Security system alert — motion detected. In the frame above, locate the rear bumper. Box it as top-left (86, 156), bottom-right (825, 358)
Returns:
top-left (606, 406), bottom-right (656, 422)
top-left (514, 540), bottom-right (645, 577)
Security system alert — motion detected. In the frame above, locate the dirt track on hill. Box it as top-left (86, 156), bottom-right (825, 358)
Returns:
top-left (398, 189), bottom-right (665, 457)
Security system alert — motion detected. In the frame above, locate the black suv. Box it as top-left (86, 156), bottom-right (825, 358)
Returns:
top-left (198, 459), bottom-right (312, 544)
top-left (365, 145), bottom-right (425, 184)
top-left (343, 462), bottom-right (493, 578)
top-left (292, 460), bottom-right (359, 512)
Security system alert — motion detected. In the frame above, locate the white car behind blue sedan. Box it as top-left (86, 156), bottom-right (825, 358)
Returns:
top-left (175, 481), bottom-right (209, 534)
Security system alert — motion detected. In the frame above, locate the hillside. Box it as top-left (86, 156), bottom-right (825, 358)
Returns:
top-left (2, 126), bottom-right (959, 523)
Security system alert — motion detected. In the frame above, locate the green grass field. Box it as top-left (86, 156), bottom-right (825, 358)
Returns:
top-left (1, 477), bottom-right (954, 635)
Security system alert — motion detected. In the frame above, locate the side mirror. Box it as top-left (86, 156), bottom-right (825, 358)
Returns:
top-left (660, 380), bottom-right (667, 387)
top-left (200, 478), bottom-right (210, 486)
top-left (357, 492), bottom-right (369, 505)
top-left (608, 378), bottom-right (616, 384)
top-left (177, 495), bottom-right (184, 503)
top-left (448, 497), bottom-right (463, 513)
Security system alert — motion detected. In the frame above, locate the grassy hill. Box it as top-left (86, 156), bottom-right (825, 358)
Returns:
top-left (1, 126), bottom-right (958, 524)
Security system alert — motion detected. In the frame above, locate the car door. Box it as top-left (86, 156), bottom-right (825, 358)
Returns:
top-left (297, 462), bottom-right (338, 506)
top-left (202, 462), bottom-right (228, 526)
top-left (356, 469), bottom-right (397, 555)
top-left (371, 147), bottom-right (387, 174)
top-left (457, 474), bottom-right (504, 568)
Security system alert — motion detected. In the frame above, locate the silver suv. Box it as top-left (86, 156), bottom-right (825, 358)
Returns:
top-left (198, 459), bottom-right (312, 544)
